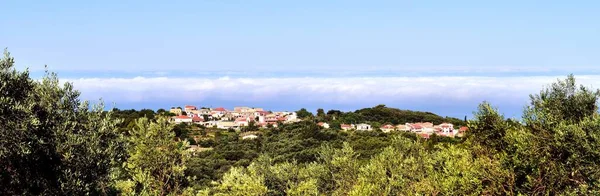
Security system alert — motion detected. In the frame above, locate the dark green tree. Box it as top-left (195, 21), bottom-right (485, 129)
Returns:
top-left (316, 108), bottom-right (325, 117)
top-left (296, 108), bottom-right (313, 119)
top-left (0, 49), bottom-right (125, 195)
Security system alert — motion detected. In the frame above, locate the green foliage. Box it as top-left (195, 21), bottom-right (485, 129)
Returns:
top-left (115, 117), bottom-right (191, 195)
top-left (0, 49), bottom-right (125, 195)
top-left (196, 75), bottom-right (600, 195)
top-left (330, 104), bottom-right (465, 126)
top-left (466, 102), bottom-right (511, 152)
top-left (4, 51), bottom-right (599, 196)
top-left (295, 108), bottom-right (313, 119)
top-left (206, 137), bottom-right (513, 195)
top-left (262, 121), bottom-right (345, 163)
top-left (209, 167), bottom-right (268, 196)
top-left (502, 75), bottom-right (600, 195)
top-left (112, 108), bottom-right (157, 131)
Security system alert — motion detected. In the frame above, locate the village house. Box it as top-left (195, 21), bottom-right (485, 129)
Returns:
top-left (217, 121), bottom-right (237, 129)
top-left (235, 117), bottom-right (250, 127)
top-left (380, 124), bottom-right (395, 133)
top-left (457, 126), bottom-right (468, 137)
top-left (172, 115), bottom-right (192, 124)
top-left (355, 123), bottom-right (372, 131)
top-left (317, 122), bottom-right (330, 129)
top-left (408, 123), bottom-right (425, 132)
top-left (409, 122), bottom-right (434, 133)
top-left (396, 124), bottom-right (411, 131)
top-left (196, 108), bottom-right (210, 115)
top-left (192, 115), bottom-right (204, 124)
top-left (234, 106), bottom-right (264, 113)
top-left (439, 123), bottom-right (454, 133)
top-left (212, 107), bottom-right (228, 115)
top-left (285, 112), bottom-right (299, 123)
top-left (169, 107), bottom-right (182, 115)
top-left (341, 124), bottom-right (353, 131)
top-left (184, 105), bottom-right (197, 113)
top-left (234, 106), bottom-right (250, 112)
top-left (201, 120), bottom-right (219, 127)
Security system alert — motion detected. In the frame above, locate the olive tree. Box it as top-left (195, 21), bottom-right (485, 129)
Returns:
top-left (0, 49), bottom-right (125, 195)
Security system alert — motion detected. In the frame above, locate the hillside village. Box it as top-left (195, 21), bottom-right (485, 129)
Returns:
top-left (169, 105), bottom-right (300, 129)
top-left (169, 105), bottom-right (467, 139)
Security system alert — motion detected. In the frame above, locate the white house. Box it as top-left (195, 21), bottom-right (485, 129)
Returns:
top-left (439, 123), bottom-right (454, 134)
top-left (184, 105), bottom-right (197, 113)
top-left (198, 108), bottom-right (211, 115)
top-left (355, 123), bottom-right (372, 131)
top-left (202, 120), bottom-right (219, 127)
top-left (217, 121), bottom-right (237, 129)
top-left (173, 115), bottom-right (192, 124)
top-left (235, 117), bottom-right (249, 127)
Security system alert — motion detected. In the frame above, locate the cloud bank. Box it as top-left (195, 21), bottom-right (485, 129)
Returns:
top-left (65, 75), bottom-right (600, 118)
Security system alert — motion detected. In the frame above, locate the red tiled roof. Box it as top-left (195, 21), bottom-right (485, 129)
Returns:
top-left (214, 107), bottom-right (227, 112)
top-left (185, 105), bottom-right (197, 109)
top-left (257, 111), bottom-right (270, 115)
top-left (440, 123), bottom-right (452, 128)
top-left (318, 122), bottom-right (325, 126)
top-left (341, 124), bottom-right (352, 128)
top-left (175, 115), bottom-right (191, 119)
top-left (381, 124), bottom-right (394, 129)
top-left (459, 126), bottom-right (468, 132)
top-left (412, 124), bottom-right (423, 129)
top-left (192, 116), bottom-right (203, 122)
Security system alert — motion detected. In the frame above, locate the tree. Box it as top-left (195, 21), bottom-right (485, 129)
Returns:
top-left (0, 49), bottom-right (125, 195)
top-left (503, 75), bottom-right (600, 195)
top-left (208, 167), bottom-right (268, 196)
top-left (316, 108), bottom-right (325, 118)
top-left (296, 108), bottom-right (313, 119)
top-left (115, 117), bottom-right (191, 195)
top-left (242, 121), bottom-right (259, 132)
top-left (466, 102), bottom-right (510, 152)
top-left (527, 74), bottom-right (600, 124)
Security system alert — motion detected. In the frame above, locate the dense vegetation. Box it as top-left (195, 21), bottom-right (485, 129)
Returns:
top-left (2, 50), bottom-right (600, 195)
top-left (298, 105), bottom-right (466, 130)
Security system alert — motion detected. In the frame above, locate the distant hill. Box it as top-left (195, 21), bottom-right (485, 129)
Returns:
top-left (331, 104), bottom-right (465, 126)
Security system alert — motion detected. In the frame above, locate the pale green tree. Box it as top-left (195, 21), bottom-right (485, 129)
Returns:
top-left (116, 117), bottom-right (191, 196)
top-left (210, 167), bottom-right (268, 196)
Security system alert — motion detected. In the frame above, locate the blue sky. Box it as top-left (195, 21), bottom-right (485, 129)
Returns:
top-left (2, 0), bottom-right (600, 118)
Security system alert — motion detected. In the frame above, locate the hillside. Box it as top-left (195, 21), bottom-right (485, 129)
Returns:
top-left (313, 104), bottom-right (466, 127)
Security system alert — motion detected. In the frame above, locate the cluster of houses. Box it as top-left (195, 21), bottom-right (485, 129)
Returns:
top-left (318, 122), bottom-right (468, 138)
top-left (169, 105), bottom-right (300, 129)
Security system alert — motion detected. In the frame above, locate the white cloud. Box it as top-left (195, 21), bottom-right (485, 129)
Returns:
top-left (64, 75), bottom-right (600, 117)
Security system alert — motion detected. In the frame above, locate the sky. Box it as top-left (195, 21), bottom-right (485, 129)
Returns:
top-left (2, 0), bottom-right (599, 118)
